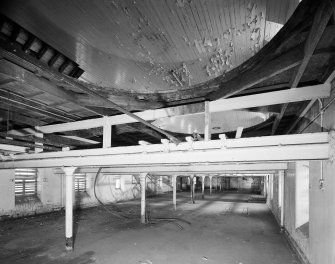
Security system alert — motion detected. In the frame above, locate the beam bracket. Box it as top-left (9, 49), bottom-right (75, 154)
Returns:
top-left (219, 134), bottom-right (227, 149)
top-left (185, 136), bottom-right (194, 150)
top-left (161, 139), bottom-right (170, 153)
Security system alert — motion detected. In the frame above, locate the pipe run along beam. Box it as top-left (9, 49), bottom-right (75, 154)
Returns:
top-left (35, 84), bottom-right (331, 134)
top-left (71, 163), bottom-right (287, 174)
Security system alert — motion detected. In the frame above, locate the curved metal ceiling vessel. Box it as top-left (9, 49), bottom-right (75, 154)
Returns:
top-left (0, 0), bottom-right (297, 94)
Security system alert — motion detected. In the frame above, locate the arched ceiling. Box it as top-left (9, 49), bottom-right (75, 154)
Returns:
top-left (0, 0), bottom-right (298, 93)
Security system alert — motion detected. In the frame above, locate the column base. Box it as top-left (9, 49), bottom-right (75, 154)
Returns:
top-left (65, 237), bottom-right (73, 251)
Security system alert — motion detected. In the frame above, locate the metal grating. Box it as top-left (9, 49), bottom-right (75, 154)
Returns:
top-left (15, 168), bottom-right (37, 196)
top-left (74, 173), bottom-right (86, 192)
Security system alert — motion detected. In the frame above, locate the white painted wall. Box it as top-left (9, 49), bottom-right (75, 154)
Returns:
top-left (267, 80), bottom-right (335, 264)
top-left (0, 168), bottom-right (173, 219)
top-left (295, 161), bottom-right (309, 228)
top-left (0, 169), bottom-right (15, 215)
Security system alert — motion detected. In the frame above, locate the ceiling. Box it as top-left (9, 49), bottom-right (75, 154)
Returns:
top-left (0, 0), bottom-right (297, 92)
top-left (0, 0), bottom-right (334, 152)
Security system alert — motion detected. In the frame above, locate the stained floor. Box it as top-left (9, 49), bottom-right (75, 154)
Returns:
top-left (0, 191), bottom-right (300, 264)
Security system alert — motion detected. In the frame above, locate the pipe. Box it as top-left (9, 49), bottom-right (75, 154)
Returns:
top-left (299, 96), bottom-right (335, 133)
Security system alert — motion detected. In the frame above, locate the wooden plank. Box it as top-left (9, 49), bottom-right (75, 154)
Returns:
top-left (207, 46), bottom-right (303, 100)
top-left (22, 35), bottom-right (36, 52)
top-left (36, 83), bottom-right (331, 133)
top-left (0, 143), bottom-right (26, 153)
top-left (289, 0), bottom-right (335, 88)
top-left (0, 60), bottom-right (103, 116)
top-left (0, 131), bottom-right (70, 148)
top-left (272, 0), bottom-right (335, 135)
top-left (0, 109), bottom-right (47, 126)
top-left (0, 138), bottom-right (59, 151)
top-left (285, 99), bottom-right (316, 134)
top-left (0, 90), bottom-right (78, 122)
top-left (48, 52), bottom-right (60, 67)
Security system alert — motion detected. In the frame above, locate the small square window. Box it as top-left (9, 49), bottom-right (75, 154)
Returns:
top-left (15, 168), bottom-right (38, 197)
top-left (74, 173), bottom-right (86, 192)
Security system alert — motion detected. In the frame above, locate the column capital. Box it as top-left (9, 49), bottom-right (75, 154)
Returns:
top-left (62, 166), bottom-right (77, 176)
top-left (139, 172), bottom-right (148, 179)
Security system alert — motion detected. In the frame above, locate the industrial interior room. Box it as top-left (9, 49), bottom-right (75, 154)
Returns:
top-left (0, 0), bottom-right (335, 263)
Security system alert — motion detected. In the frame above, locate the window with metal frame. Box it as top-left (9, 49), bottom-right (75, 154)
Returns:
top-left (15, 168), bottom-right (38, 197)
top-left (74, 173), bottom-right (86, 192)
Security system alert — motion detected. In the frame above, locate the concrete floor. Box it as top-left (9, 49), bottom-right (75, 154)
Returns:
top-left (0, 191), bottom-right (300, 264)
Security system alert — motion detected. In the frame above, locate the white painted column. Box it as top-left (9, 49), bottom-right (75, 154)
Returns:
top-left (63, 166), bottom-right (77, 251)
top-left (201, 175), bottom-right (205, 199)
top-left (190, 175), bottom-right (195, 204)
top-left (103, 116), bottom-right (112, 148)
top-left (263, 175), bottom-right (268, 198)
top-left (204, 101), bottom-right (211, 141)
top-left (140, 173), bottom-right (147, 223)
top-left (209, 175), bottom-right (213, 196)
top-left (279, 170), bottom-right (285, 231)
top-left (219, 177), bottom-right (222, 191)
top-left (172, 175), bottom-right (177, 210)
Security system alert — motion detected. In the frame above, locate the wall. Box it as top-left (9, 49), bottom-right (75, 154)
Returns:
top-left (0, 167), bottom-right (173, 220)
top-left (267, 81), bottom-right (335, 264)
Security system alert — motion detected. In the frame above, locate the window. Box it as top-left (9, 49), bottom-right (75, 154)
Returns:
top-left (15, 168), bottom-right (38, 197)
top-left (74, 173), bottom-right (86, 192)
top-left (115, 176), bottom-right (121, 189)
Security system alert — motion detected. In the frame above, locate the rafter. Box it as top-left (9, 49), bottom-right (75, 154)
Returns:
top-left (35, 84), bottom-right (331, 134)
top-left (0, 39), bottom-right (179, 144)
top-left (271, 0), bottom-right (335, 135)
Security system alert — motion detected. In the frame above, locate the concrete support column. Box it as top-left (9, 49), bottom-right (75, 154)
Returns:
top-left (279, 170), bottom-right (285, 231)
top-left (102, 116), bottom-right (112, 148)
top-left (201, 175), bottom-right (205, 199)
top-left (172, 175), bottom-right (177, 210)
top-left (209, 175), bottom-right (213, 196)
top-left (219, 177), bottom-right (222, 191)
top-left (190, 175), bottom-right (195, 204)
top-left (63, 166), bottom-right (77, 252)
top-left (140, 173), bottom-right (147, 224)
top-left (216, 176), bottom-right (219, 191)
top-left (204, 101), bottom-right (211, 141)
top-left (263, 175), bottom-right (268, 198)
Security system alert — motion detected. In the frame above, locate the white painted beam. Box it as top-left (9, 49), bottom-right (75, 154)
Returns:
top-left (35, 84), bottom-right (331, 133)
top-left (0, 143), bottom-right (328, 169)
top-left (0, 144), bottom-right (26, 153)
top-left (3, 133), bottom-right (328, 162)
top-left (62, 136), bottom-right (100, 145)
top-left (235, 127), bottom-right (244, 139)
